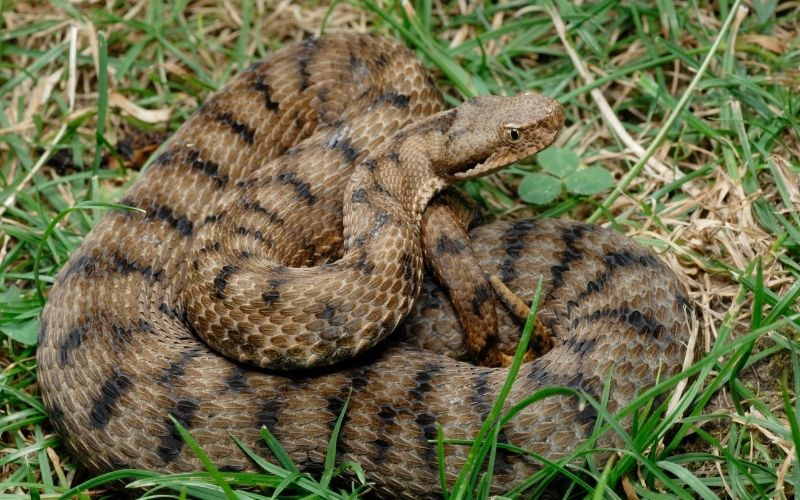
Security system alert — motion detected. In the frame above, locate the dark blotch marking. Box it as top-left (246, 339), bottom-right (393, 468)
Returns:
top-left (372, 438), bottom-right (392, 464)
top-left (350, 365), bottom-right (371, 391)
top-left (325, 132), bottom-right (360, 164)
top-left (63, 251), bottom-right (163, 283)
top-left (158, 349), bottom-right (204, 385)
top-left (242, 200), bottom-right (285, 225)
top-left (499, 220), bottom-right (536, 282)
top-left (201, 241), bottom-right (221, 253)
top-left (111, 252), bottom-right (163, 282)
top-left (492, 427), bottom-right (518, 475)
top-left (578, 307), bottom-right (666, 338)
top-left (370, 210), bottom-right (390, 236)
top-left (470, 370), bottom-right (493, 421)
top-left (225, 366), bottom-right (250, 392)
top-left (363, 158), bottom-right (377, 172)
top-left (576, 400), bottom-right (599, 425)
top-left (526, 371), bottom-right (600, 434)
top-left (569, 338), bottom-right (597, 355)
top-left (374, 402), bottom-right (401, 464)
top-left (377, 404), bottom-right (398, 425)
top-left (318, 302), bottom-right (345, 327)
top-left (471, 283), bottom-right (494, 316)
top-left (61, 253), bottom-right (96, 280)
top-left (325, 366), bottom-right (373, 457)
top-left (261, 278), bottom-right (285, 305)
top-left (318, 303), bottom-right (336, 320)
top-left (159, 302), bottom-right (179, 319)
top-left (186, 150), bottom-right (229, 188)
top-left (213, 265), bottom-right (237, 299)
top-left (351, 233), bottom-right (368, 248)
top-left (410, 363), bottom-right (441, 402)
top-left (256, 399), bottom-right (284, 434)
top-left (350, 188), bottom-right (368, 203)
top-left (565, 373), bottom-right (601, 426)
top-left (278, 171), bottom-right (316, 205)
top-left (336, 137), bottom-right (359, 163)
top-left (110, 323), bottom-right (135, 346)
top-left (297, 37), bottom-right (318, 90)
top-left (58, 325), bottom-right (88, 368)
top-left (414, 412), bottom-right (439, 464)
top-left (253, 76), bottom-right (280, 111)
top-left (375, 90), bottom-right (410, 109)
top-left (157, 399), bottom-right (200, 465)
top-left (408, 363), bottom-right (442, 464)
top-left (148, 204), bottom-right (194, 236)
top-left (550, 224), bottom-right (590, 290)
top-left (160, 360), bottom-right (187, 384)
top-left (352, 251), bottom-right (376, 274)
top-left (215, 112), bottom-right (255, 144)
top-left (261, 289), bottom-right (280, 304)
top-left (89, 369), bottom-right (133, 428)
top-left (152, 149), bottom-right (174, 165)
top-left (387, 151), bottom-right (400, 163)
top-left (203, 213), bottom-right (223, 225)
top-left (605, 251), bottom-right (660, 269)
top-left (349, 54), bottom-right (366, 73)
top-left (435, 234), bottom-right (466, 256)
top-left (573, 250), bottom-right (661, 308)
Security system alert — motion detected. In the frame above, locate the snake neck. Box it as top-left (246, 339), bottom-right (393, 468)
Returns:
top-left (341, 159), bottom-right (446, 254)
top-left (340, 111), bottom-right (465, 252)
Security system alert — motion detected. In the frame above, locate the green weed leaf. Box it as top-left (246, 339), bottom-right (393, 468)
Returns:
top-left (564, 167), bottom-right (614, 195)
top-left (536, 147), bottom-right (580, 178)
top-left (1, 319), bottom-right (39, 345)
top-left (518, 173), bottom-right (560, 205)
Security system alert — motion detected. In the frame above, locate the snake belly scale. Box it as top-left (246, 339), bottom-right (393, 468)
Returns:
top-left (37, 33), bottom-right (692, 498)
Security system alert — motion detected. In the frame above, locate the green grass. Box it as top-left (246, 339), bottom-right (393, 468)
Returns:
top-left (2, 0), bottom-right (799, 498)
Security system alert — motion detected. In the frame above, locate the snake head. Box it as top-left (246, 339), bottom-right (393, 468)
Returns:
top-left (433, 92), bottom-right (565, 180)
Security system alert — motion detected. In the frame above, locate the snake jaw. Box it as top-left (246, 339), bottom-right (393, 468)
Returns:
top-left (450, 133), bottom-right (562, 180)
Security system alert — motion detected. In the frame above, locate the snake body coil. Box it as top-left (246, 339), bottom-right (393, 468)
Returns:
top-left (37, 33), bottom-right (691, 498)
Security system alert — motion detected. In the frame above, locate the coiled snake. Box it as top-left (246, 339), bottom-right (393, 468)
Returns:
top-left (37, 33), bottom-right (691, 497)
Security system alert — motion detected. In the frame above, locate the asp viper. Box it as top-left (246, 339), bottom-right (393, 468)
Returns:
top-left (37, 33), bottom-right (692, 498)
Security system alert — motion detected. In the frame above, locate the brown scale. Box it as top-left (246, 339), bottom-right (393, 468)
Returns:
top-left (37, 33), bottom-right (692, 499)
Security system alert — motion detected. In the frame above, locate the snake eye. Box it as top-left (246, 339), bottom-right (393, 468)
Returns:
top-left (507, 128), bottom-right (520, 142)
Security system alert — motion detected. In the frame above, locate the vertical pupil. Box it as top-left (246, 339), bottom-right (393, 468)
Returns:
top-left (510, 129), bottom-right (520, 141)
